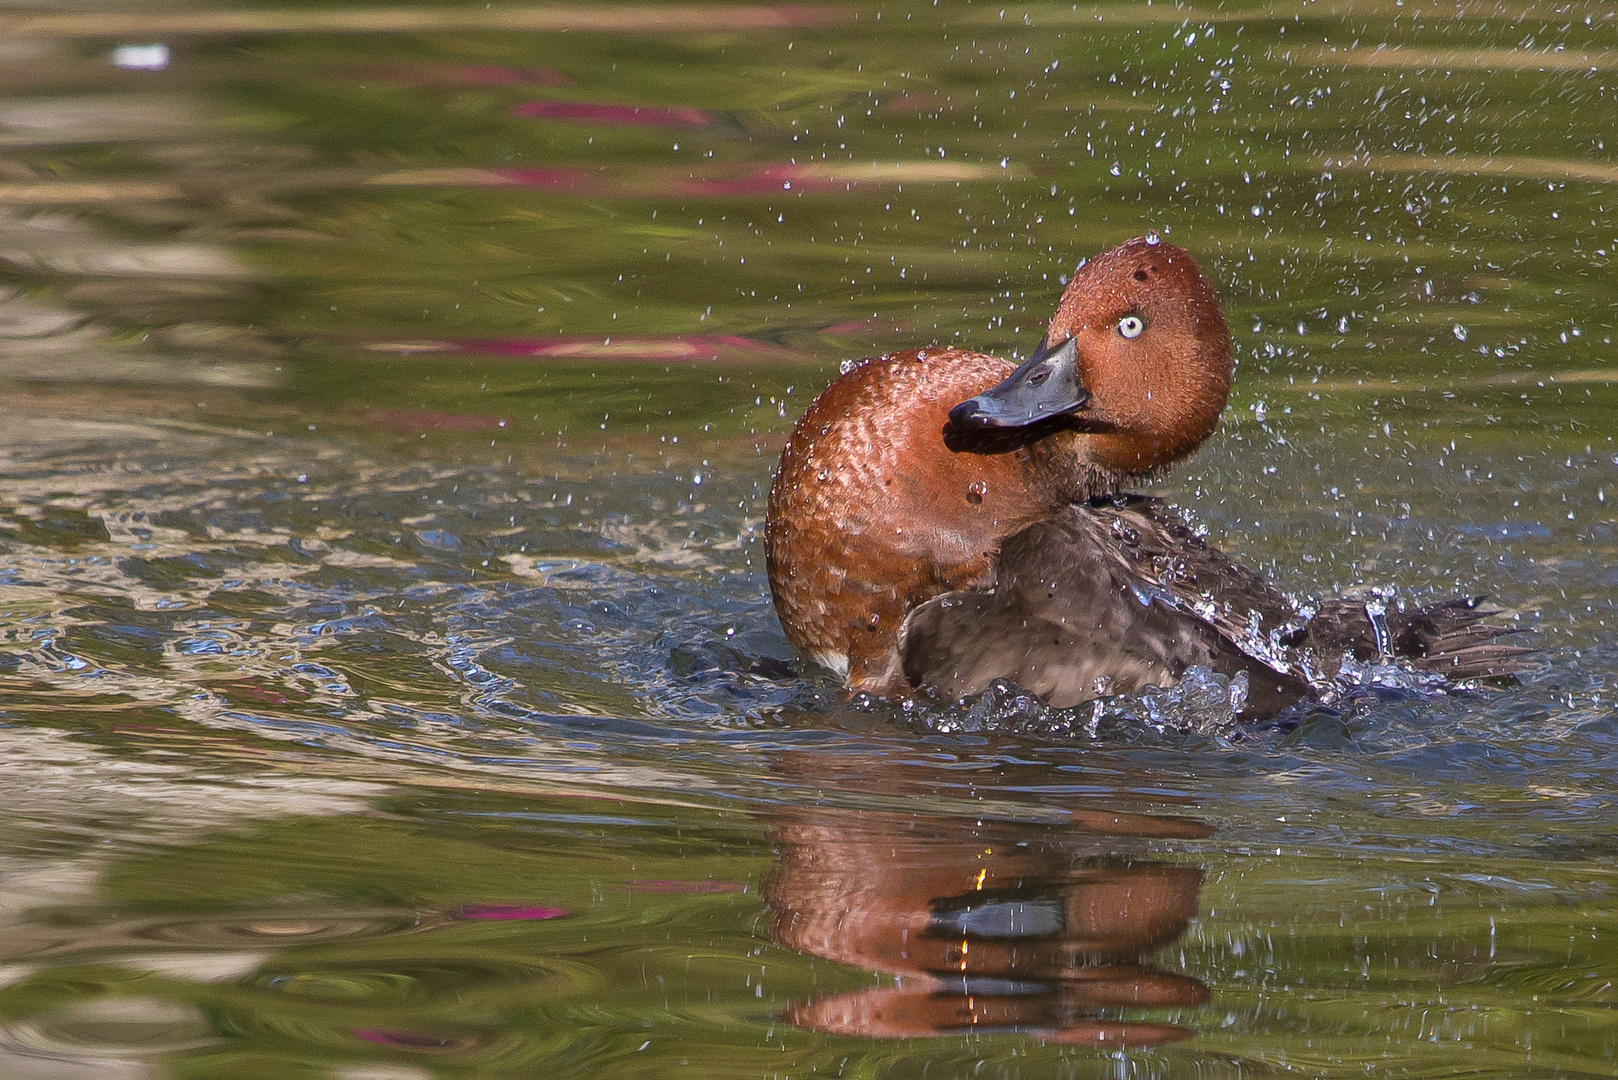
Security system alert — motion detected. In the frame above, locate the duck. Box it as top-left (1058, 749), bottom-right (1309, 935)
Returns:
top-left (764, 235), bottom-right (1524, 718)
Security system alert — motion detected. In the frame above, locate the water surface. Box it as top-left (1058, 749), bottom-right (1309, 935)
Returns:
top-left (0, 2), bottom-right (1613, 1077)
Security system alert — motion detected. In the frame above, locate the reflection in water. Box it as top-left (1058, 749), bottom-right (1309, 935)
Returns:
top-left (0, 0), bottom-right (1612, 1076)
top-left (366, 158), bottom-right (1013, 198)
top-left (510, 100), bottom-right (716, 128)
top-left (0, 996), bottom-right (217, 1074)
top-left (359, 332), bottom-right (809, 364)
top-left (766, 807), bottom-right (1208, 1044)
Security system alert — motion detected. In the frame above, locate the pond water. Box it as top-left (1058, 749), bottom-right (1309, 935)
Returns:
top-left (0, 1), bottom-right (1615, 1076)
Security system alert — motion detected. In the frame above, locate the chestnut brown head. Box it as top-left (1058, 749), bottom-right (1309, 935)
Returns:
top-left (949, 237), bottom-right (1232, 477)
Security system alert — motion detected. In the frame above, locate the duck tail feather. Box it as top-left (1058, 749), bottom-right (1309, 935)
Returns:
top-left (1400, 595), bottom-right (1534, 680)
top-left (1303, 594), bottom-right (1532, 681)
top-left (1413, 642), bottom-right (1537, 681)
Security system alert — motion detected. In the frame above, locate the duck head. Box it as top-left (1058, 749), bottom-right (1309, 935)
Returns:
top-left (949, 236), bottom-right (1232, 488)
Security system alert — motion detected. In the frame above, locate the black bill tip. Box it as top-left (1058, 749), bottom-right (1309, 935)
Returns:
top-left (948, 337), bottom-right (1090, 431)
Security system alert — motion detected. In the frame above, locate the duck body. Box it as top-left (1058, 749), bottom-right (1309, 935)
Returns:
top-left (766, 346), bottom-right (1050, 694)
top-left (764, 237), bottom-right (1520, 717)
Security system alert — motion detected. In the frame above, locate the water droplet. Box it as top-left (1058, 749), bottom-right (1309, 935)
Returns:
top-left (966, 480), bottom-right (987, 505)
top-left (1452, 324), bottom-right (1469, 342)
top-left (816, 467), bottom-right (830, 482)
top-left (1144, 230), bottom-right (1161, 245)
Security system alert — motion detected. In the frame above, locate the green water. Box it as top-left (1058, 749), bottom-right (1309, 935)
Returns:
top-left (0, 1), bottom-right (1613, 1076)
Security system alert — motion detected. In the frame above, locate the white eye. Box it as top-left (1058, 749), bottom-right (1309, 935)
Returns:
top-left (1117, 315), bottom-right (1145, 339)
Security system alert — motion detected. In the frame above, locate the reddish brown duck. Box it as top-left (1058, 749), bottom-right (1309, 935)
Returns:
top-left (765, 236), bottom-right (1523, 716)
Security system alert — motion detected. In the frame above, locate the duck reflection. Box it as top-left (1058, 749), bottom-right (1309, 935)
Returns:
top-left (764, 807), bottom-right (1210, 1044)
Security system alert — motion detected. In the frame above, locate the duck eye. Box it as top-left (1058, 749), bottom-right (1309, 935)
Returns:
top-left (1117, 315), bottom-right (1145, 339)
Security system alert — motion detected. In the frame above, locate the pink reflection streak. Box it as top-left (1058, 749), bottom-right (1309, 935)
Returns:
top-left (512, 100), bottom-right (715, 127)
top-left (458, 903), bottom-right (569, 920)
top-left (352, 1029), bottom-right (460, 1048)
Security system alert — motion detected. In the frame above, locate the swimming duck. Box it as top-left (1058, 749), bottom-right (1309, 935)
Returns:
top-left (764, 236), bottom-right (1522, 717)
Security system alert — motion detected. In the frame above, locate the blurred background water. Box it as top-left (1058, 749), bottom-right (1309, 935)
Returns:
top-left (0, 1), bottom-right (1613, 1076)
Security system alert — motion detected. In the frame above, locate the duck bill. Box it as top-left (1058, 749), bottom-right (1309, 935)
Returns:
top-left (947, 337), bottom-right (1090, 430)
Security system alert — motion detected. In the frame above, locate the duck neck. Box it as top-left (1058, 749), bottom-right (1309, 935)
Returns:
top-left (1022, 432), bottom-right (1138, 508)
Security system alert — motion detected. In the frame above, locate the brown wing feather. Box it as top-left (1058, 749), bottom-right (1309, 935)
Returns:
top-left (1093, 499), bottom-right (1530, 683)
top-left (900, 498), bottom-right (1529, 717)
top-left (899, 503), bottom-right (1312, 716)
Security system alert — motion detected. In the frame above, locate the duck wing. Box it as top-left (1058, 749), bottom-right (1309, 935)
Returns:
top-left (900, 497), bottom-right (1530, 717)
top-left (1297, 596), bottom-right (1532, 681)
top-left (1099, 498), bottom-right (1531, 681)
top-left (1085, 496), bottom-right (1300, 655)
top-left (899, 501), bottom-right (1312, 716)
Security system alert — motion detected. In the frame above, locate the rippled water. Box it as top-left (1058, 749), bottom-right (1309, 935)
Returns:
top-left (0, 2), bottom-right (1614, 1077)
